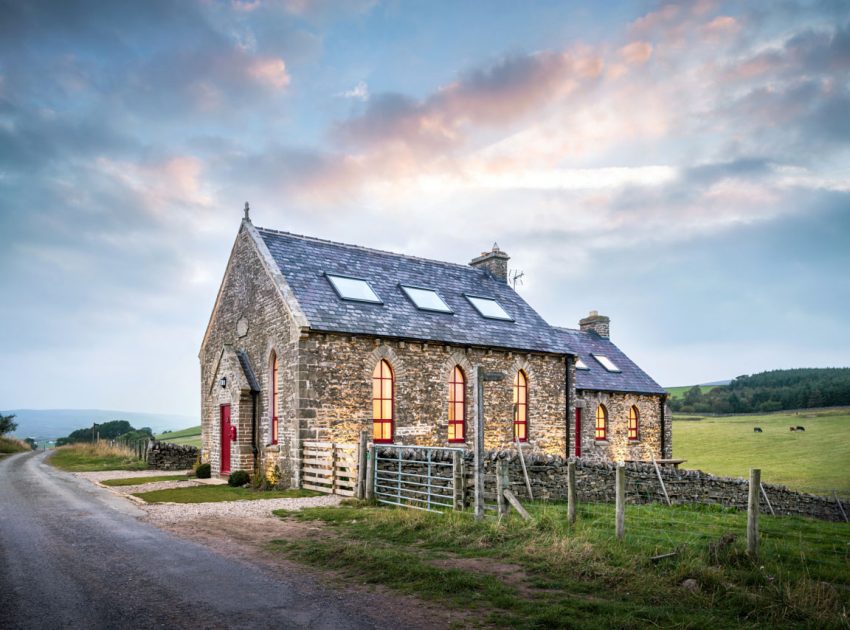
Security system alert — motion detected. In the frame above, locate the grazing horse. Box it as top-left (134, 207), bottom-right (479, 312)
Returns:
top-left (795, 426), bottom-right (805, 431)
top-left (753, 427), bottom-right (763, 433)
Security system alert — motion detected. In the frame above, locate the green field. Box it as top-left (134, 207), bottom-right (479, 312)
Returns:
top-left (155, 425), bottom-right (201, 448)
top-left (673, 407), bottom-right (850, 495)
top-left (666, 384), bottom-right (717, 399)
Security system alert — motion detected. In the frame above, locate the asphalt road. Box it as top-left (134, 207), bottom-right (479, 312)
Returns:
top-left (0, 451), bottom-right (379, 630)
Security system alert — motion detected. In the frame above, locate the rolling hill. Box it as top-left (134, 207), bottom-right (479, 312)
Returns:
top-left (4, 409), bottom-right (199, 440)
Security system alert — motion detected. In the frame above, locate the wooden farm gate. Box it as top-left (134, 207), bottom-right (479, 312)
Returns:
top-left (301, 441), bottom-right (359, 497)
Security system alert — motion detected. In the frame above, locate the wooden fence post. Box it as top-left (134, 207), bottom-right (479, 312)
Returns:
top-left (452, 451), bottom-right (464, 511)
top-left (567, 461), bottom-right (577, 525)
top-left (473, 366), bottom-right (484, 521)
top-left (615, 463), bottom-right (625, 540)
top-left (748, 468), bottom-right (760, 558)
top-left (496, 458), bottom-right (509, 516)
top-left (356, 430), bottom-right (368, 499)
top-left (365, 444), bottom-right (375, 502)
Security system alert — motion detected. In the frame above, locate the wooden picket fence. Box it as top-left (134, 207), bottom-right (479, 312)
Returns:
top-left (301, 441), bottom-right (359, 497)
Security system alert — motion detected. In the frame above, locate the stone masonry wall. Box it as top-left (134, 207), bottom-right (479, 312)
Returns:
top-left (300, 333), bottom-right (571, 455)
top-left (575, 391), bottom-right (665, 461)
top-left (200, 224), bottom-right (301, 482)
top-left (147, 441), bottom-right (199, 470)
top-left (374, 448), bottom-right (845, 522)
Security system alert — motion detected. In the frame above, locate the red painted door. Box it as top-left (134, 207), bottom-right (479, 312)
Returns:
top-left (220, 404), bottom-right (231, 476)
top-left (574, 408), bottom-right (582, 457)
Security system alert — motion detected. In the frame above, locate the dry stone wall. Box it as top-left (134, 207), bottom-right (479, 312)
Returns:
top-left (147, 441), bottom-right (199, 470)
top-left (375, 447), bottom-right (846, 522)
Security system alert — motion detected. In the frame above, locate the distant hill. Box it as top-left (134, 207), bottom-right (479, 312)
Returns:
top-left (3, 409), bottom-right (198, 440)
top-left (670, 368), bottom-right (850, 414)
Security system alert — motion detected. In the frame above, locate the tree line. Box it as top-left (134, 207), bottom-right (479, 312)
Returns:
top-left (55, 420), bottom-right (153, 446)
top-left (670, 368), bottom-right (850, 414)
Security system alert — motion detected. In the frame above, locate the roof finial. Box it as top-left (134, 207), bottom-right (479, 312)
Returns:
top-left (492, 242), bottom-right (500, 252)
top-left (243, 201), bottom-right (250, 222)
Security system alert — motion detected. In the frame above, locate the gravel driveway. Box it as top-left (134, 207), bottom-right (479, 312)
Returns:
top-left (76, 469), bottom-right (345, 524)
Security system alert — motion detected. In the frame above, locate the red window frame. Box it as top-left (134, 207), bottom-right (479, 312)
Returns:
top-left (513, 370), bottom-right (528, 442)
top-left (595, 404), bottom-right (607, 441)
top-left (448, 366), bottom-right (465, 443)
top-left (270, 352), bottom-right (279, 445)
top-left (372, 360), bottom-right (394, 443)
top-left (628, 406), bottom-right (639, 441)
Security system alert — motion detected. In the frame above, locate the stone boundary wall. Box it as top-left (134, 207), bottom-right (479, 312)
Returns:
top-left (374, 447), bottom-right (846, 522)
top-left (147, 441), bottom-right (199, 470)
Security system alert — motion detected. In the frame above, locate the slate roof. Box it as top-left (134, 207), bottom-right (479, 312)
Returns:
top-left (551, 327), bottom-right (667, 395)
top-left (256, 227), bottom-right (567, 354)
top-left (236, 350), bottom-right (260, 393)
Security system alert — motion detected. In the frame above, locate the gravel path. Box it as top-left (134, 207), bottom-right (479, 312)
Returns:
top-left (141, 494), bottom-right (344, 524)
top-left (76, 469), bottom-right (192, 482)
top-left (74, 468), bottom-right (344, 523)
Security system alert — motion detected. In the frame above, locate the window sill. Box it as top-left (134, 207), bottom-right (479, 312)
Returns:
top-left (594, 440), bottom-right (609, 446)
top-left (266, 444), bottom-right (280, 452)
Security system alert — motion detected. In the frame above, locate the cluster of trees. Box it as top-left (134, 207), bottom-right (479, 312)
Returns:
top-left (0, 413), bottom-right (17, 436)
top-left (55, 420), bottom-right (153, 446)
top-left (671, 368), bottom-right (850, 414)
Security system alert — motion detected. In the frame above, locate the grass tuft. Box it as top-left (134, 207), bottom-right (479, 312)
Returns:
top-left (133, 485), bottom-right (322, 503)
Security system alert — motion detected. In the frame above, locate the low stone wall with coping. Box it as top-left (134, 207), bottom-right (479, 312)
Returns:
top-left (147, 441), bottom-right (199, 471)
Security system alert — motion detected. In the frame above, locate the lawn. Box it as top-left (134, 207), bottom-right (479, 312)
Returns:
top-left (101, 474), bottom-right (191, 487)
top-left (665, 384), bottom-right (717, 399)
top-left (673, 407), bottom-right (850, 496)
top-left (272, 501), bottom-right (849, 628)
top-left (132, 485), bottom-right (322, 503)
top-left (50, 443), bottom-right (148, 472)
top-left (155, 425), bottom-right (201, 448)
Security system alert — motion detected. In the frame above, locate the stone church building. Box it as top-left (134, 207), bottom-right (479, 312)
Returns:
top-left (200, 210), bottom-right (670, 482)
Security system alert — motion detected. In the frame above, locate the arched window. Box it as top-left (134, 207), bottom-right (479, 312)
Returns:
top-left (448, 366), bottom-right (465, 443)
top-left (628, 406), bottom-right (639, 441)
top-left (513, 370), bottom-right (528, 442)
top-left (270, 352), bottom-right (279, 445)
top-left (372, 360), bottom-right (394, 443)
top-left (595, 404), bottom-right (607, 441)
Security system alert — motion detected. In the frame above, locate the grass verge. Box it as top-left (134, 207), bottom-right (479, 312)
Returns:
top-left (155, 425), bottom-right (201, 448)
top-left (271, 501), bottom-right (849, 628)
top-left (133, 485), bottom-right (322, 503)
top-left (0, 436), bottom-right (31, 455)
top-left (101, 474), bottom-right (191, 487)
top-left (50, 442), bottom-right (147, 472)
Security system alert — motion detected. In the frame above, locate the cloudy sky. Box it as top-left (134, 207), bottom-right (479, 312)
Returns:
top-left (1, 0), bottom-right (848, 418)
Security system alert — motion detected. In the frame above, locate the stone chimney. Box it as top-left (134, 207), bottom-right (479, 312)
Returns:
top-left (579, 310), bottom-right (610, 338)
top-left (469, 242), bottom-right (510, 283)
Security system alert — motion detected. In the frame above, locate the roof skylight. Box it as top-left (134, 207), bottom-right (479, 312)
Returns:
top-left (465, 295), bottom-right (513, 321)
top-left (576, 357), bottom-right (590, 370)
top-left (401, 285), bottom-right (452, 313)
top-left (592, 354), bottom-right (621, 373)
top-left (325, 274), bottom-right (382, 303)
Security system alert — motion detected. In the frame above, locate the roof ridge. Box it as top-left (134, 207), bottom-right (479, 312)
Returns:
top-left (256, 226), bottom-right (484, 274)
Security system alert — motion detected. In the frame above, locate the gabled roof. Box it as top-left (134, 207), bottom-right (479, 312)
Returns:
top-left (552, 327), bottom-right (667, 395)
top-left (256, 227), bottom-right (567, 354)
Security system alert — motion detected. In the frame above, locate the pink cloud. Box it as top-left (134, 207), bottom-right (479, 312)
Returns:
top-left (248, 57), bottom-right (291, 89)
top-left (620, 41), bottom-right (653, 65)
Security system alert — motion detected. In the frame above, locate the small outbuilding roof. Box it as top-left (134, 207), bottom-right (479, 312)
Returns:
top-left (551, 327), bottom-right (667, 395)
